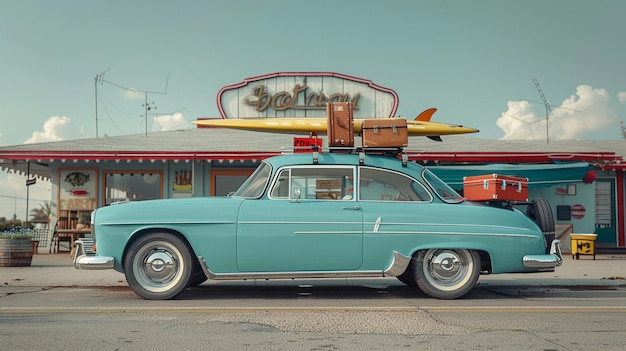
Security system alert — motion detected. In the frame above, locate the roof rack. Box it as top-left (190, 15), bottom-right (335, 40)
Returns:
top-left (323, 146), bottom-right (408, 167)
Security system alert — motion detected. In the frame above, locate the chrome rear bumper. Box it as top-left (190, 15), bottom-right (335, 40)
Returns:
top-left (523, 239), bottom-right (563, 269)
top-left (73, 239), bottom-right (114, 270)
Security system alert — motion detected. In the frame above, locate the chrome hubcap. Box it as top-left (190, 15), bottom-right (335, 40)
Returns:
top-left (144, 250), bottom-right (176, 281)
top-left (425, 249), bottom-right (471, 289)
top-left (141, 249), bottom-right (179, 285)
top-left (431, 251), bottom-right (462, 280)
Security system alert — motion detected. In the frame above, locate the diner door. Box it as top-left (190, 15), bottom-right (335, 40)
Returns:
top-left (595, 179), bottom-right (616, 245)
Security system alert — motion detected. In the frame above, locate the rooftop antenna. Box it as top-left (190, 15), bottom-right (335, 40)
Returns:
top-left (100, 74), bottom-right (169, 136)
top-left (532, 78), bottom-right (554, 144)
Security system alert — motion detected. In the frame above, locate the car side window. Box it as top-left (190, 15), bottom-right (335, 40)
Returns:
top-left (270, 169), bottom-right (290, 198)
top-left (359, 167), bottom-right (432, 202)
top-left (269, 167), bottom-right (354, 200)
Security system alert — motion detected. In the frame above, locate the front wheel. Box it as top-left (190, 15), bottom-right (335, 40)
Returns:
top-left (415, 249), bottom-right (480, 299)
top-left (124, 233), bottom-right (193, 300)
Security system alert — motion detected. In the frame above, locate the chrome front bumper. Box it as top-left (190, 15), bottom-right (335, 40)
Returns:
top-left (73, 238), bottom-right (114, 270)
top-left (522, 239), bottom-right (563, 269)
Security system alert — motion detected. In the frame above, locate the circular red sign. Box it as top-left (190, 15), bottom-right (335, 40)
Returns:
top-left (571, 204), bottom-right (586, 219)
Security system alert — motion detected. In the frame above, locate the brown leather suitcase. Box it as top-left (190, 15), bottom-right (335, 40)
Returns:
top-left (463, 174), bottom-right (528, 202)
top-left (361, 118), bottom-right (408, 148)
top-left (326, 102), bottom-right (354, 147)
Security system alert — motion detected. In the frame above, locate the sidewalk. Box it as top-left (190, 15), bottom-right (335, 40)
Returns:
top-left (2, 253), bottom-right (127, 287)
top-left (1, 253), bottom-right (626, 288)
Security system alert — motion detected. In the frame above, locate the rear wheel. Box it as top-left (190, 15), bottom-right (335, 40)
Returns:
top-left (124, 233), bottom-right (192, 300)
top-left (415, 249), bottom-right (480, 299)
top-left (527, 198), bottom-right (555, 248)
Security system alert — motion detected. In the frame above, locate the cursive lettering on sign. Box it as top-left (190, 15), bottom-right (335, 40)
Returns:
top-left (243, 84), bottom-right (360, 112)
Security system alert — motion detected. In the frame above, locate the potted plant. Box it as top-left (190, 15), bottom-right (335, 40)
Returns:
top-left (0, 227), bottom-right (34, 267)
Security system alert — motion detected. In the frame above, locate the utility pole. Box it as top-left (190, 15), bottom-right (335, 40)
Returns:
top-left (94, 68), bottom-right (110, 138)
top-left (142, 93), bottom-right (157, 137)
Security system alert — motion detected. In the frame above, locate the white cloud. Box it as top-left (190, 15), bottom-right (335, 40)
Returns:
top-left (496, 100), bottom-right (545, 140)
top-left (153, 112), bottom-right (187, 131)
top-left (123, 89), bottom-right (145, 100)
top-left (25, 116), bottom-right (71, 144)
top-left (618, 92), bottom-right (626, 103)
top-left (497, 85), bottom-right (617, 141)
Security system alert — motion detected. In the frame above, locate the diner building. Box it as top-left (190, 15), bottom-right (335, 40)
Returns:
top-left (0, 72), bottom-right (624, 253)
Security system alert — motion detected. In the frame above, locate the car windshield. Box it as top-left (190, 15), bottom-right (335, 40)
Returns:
top-left (422, 169), bottom-right (464, 203)
top-left (232, 162), bottom-right (271, 198)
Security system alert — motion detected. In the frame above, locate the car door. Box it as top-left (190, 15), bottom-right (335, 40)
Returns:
top-left (237, 166), bottom-right (363, 272)
top-left (357, 166), bottom-right (435, 266)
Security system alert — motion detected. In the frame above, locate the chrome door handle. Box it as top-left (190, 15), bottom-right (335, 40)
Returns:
top-left (341, 206), bottom-right (360, 210)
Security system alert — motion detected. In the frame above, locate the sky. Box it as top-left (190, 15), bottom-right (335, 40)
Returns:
top-left (1, 0), bottom-right (625, 220)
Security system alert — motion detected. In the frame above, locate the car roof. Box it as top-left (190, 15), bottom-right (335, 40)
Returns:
top-left (263, 152), bottom-right (426, 174)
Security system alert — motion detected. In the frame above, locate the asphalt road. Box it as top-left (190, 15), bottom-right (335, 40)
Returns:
top-left (2, 279), bottom-right (626, 350)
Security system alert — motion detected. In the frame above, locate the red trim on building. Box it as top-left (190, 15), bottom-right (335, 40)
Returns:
top-left (617, 171), bottom-right (625, 247)
top-left (0, 151), bottom-right (280, 161)
top-left (404, 151), bottom-right (622, 164)
top-left (1, 150), bottom-right (622, 164)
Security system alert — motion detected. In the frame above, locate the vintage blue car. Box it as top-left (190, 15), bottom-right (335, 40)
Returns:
top-left (74, 151), bottom-right (562, 300)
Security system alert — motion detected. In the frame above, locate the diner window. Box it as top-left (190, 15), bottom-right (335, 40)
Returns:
top-left (104, 171), bottom-right (163, 206)
top-left (211, 169), bottom-right (254, 196)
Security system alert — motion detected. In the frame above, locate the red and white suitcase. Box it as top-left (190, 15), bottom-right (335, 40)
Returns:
top-left (463, 174), bottom-right (528, 202)
top-left (326, 102), bottom-right (354, 147)
top-left (361, 118), bottom-right (408, 148)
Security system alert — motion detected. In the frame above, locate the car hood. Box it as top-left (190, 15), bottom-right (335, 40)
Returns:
top-left (93, 197), bottom-right (244, 225)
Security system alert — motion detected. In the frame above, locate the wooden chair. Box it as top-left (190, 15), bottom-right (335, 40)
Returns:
top-left (52, 222), bottom-right (72, 253)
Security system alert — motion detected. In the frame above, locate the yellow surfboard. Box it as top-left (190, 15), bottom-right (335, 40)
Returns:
top-left (193, 108), bottom-right (478, 140)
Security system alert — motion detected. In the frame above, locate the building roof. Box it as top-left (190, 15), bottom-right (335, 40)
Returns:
top-left (1, 127), bottom-right (624, 178)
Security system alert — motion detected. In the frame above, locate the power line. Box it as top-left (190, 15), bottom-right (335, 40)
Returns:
top-left (96, 89), bottom-right (131, 134)
top-left (98, 74), bottom-right (169, 137)
top-left (0, 194), bottom-right (50, 202)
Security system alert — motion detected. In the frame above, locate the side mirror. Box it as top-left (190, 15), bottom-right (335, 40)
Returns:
top-left (292, 187), bottom-right (301, 201)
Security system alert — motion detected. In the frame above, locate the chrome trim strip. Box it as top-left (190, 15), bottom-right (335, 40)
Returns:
top-left (364, 230), bottom-right (539, 239)
top-left (101, 220), bottom-right (235, 226)
top-left (197, 251), bottom-right (412, 280)
top-left (367, 221), bottom-right (538, 232)
top-left (384, 251), bottom-right (412, 277)
top-left (373, 217), bottom-right (381, 232)
top-left (239, 221), bottom-right (362, 226)
top-left (294, 231), bottom-right (362, 235)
